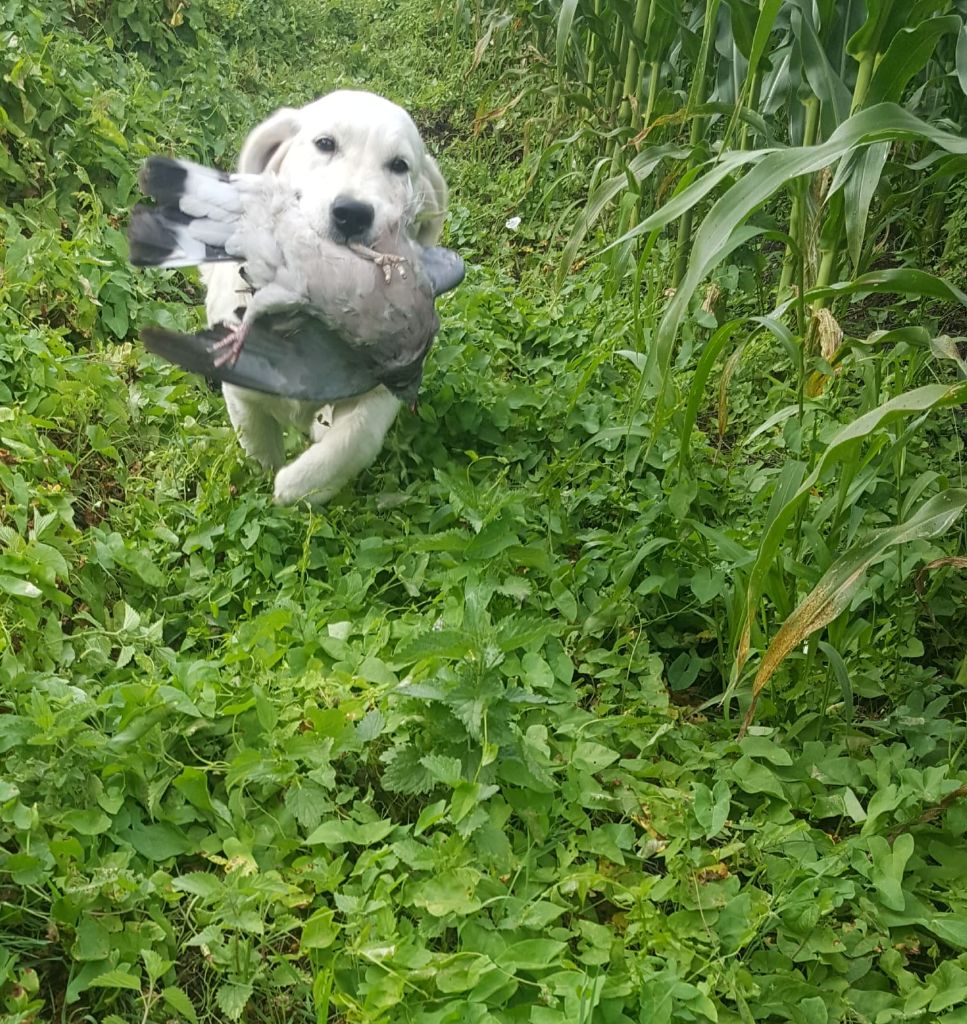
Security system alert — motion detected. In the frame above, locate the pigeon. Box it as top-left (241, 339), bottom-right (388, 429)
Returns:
top-left (128, 156), bottom-right (465, 405)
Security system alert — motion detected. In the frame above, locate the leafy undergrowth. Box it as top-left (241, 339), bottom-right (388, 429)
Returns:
top-left (1, 1), bottom-right (967, 1022)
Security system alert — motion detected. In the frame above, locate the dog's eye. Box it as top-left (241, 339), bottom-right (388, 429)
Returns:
top-left (388, 157), bottom-right (409, 174)
top-left (314, 136), bottom-right (337, 154)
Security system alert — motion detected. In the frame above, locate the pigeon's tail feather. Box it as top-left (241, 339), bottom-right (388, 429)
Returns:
top-left (128, 204), bottom-right (238, 268)
top-left (130, 156), bottom-right (250, 267)
top-left (139, 156), bottom-right (240, 215)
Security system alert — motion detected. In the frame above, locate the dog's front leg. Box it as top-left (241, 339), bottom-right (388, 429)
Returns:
top-left (272, 387), bottom-right (401, 506)
top-left (223, 383), bottom-right (286, 471)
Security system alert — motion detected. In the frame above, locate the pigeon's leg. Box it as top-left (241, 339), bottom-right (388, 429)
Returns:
top-left (210, 322), bottom-right (250, 368)
top-left (347, 241), bottom-right (408, 284)
top-left (209, 282), bottom-right (298, 368)
top-left (209, 296), bottom-right (257, 368)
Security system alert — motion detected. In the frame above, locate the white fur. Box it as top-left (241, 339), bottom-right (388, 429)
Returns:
top-left (202, 90), bottom-right (448, 506)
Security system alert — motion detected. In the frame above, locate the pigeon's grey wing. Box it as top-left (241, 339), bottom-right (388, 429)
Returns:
top-left (142, 314), bottom-right (385, 403)
top-left (421, 247), bottom-right (466, 297)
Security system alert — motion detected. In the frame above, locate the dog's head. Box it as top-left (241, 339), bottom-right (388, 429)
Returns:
top-left (237, 90), bottom-right (447, 247)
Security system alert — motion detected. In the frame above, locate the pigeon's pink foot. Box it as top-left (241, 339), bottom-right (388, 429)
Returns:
top-left (347, 242), bottom-right (408, 284)
top-left (210, 323), bottom-right (249, 368)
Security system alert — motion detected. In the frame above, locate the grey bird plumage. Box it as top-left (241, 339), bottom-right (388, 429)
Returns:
top-left (128, 156), bottom-right (465, 404)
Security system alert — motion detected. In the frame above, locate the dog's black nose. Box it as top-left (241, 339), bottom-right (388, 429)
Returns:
top-left (331, 197), bottom-right (375, 239)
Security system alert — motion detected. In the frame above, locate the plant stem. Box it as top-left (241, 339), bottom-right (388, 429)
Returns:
top-left (777, 97), bottom-right (820, 302)
top-left (672, 0), bottom-right (721, 287)
top-left (850, 51), bottom-right (877, 115)
top-left (617, 0), bottom-right (652, 132)
top-left (586, 0), bottom-right (603, 89)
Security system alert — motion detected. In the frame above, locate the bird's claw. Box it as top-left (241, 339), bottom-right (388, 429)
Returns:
top-left (347, 242), bottom-right (408, 284)
top-left (210, 324), bottom-right (248, 368)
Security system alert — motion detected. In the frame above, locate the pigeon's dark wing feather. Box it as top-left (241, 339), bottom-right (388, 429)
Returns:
top-left (142, 313), bottom-right (389, 403)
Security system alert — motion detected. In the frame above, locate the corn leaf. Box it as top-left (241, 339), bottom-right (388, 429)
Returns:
top-left (741, 488), bottom-right (967, 733)
top-left (556, 0), bottom-right (581, 76)
top-left (679, 317), bottom-right (748, 468)
top-left (806, 267), bottom-right (967, 307)
top-left (867, 15), bottom-right (963, 105)
top-left (843, 142), bottom-right (890, 271)
top-left (558, 142), bottom-right (690, 288)
top-left (957, 23), bottom-right (967, 95)
top-left (789, 4), bottom-right (851, 128)
top-left (625, 104), bottom-right (967, 430)
top-left (733, 381), bottom-right (967, 686)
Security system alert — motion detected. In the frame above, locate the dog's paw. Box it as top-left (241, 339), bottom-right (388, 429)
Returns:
top-left (272, 465), bottom-right (339, 507)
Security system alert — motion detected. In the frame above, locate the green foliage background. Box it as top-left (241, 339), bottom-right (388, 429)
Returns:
top-left (1, 0), bottom-right (966, 1021)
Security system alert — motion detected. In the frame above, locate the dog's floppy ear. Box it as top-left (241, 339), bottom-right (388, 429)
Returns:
top-left (412, 154), bottom-right (449, 246)
top-left (238, 107), bottom-right (301, 173)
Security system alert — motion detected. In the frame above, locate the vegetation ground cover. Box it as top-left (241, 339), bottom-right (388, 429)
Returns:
top-left (1, 0), bottom-right (966, 1021)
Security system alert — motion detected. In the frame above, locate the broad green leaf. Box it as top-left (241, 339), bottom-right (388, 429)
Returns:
top-left (435, 953), bottom-right (495, 993)
top-left (301, 908), bottom-right (338, 950)
top-left (413, 867), bottom-right (482, 916)
top-left (60, 809), bottom-right (111, 835)
top-left (72, 919), bottom-right (112, 961)
top-left (414, 798), bottom-right (447, 835)
top-left (396, 629), bottom-right (474, 662)
top-left (125, 821), bottom-right (192, 860)
top-left (141, 948), bottom-right (172, 983)
top-left (740, 735), bottom-right (793, 765)
top-left (163, 987), bottom-right (199, 1024)
top-left (215, 981), bottom-right (252, 1021)
top-left (0, 574), bottom-right (42, 598)
top-left (730, 755), bottom-right (786, 800)
top-left (496, 938), bottom-right (567, 971)
top-left (572, 740), bottom-right (620, 772)
top-left (716, 891), bottom-right (766, 953)
top-left (172, 872), bottom-right (224, 899)
top-left (421, 754), bottom-right (464, 786)
top-left (868, 833), bottom-right (914, 911)
top-left (693, 780), bottom-right (731, 838)
top-left (88, 968), bottom-right (142, 991)
top-left (305, 818), bottom-right (395, 846)
top-left (928, 962), bottom-right (967, 1013)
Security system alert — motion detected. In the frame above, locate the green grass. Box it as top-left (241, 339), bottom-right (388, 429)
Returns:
top-left (1, 0), bottom-right (966, 1022)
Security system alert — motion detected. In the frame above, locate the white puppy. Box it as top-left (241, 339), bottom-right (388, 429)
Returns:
top-left (202, 90), bottom-right (448, 506)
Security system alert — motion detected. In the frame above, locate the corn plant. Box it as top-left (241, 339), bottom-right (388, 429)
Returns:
top-left (467, 0), bottom-right (967, 724)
